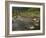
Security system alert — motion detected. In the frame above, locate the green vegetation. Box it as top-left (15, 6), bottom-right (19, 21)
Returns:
top-left (12, 7), bottom-right (40, 17)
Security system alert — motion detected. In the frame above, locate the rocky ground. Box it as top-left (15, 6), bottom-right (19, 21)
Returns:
top-left (12, 16), bottom-right (40, 31)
